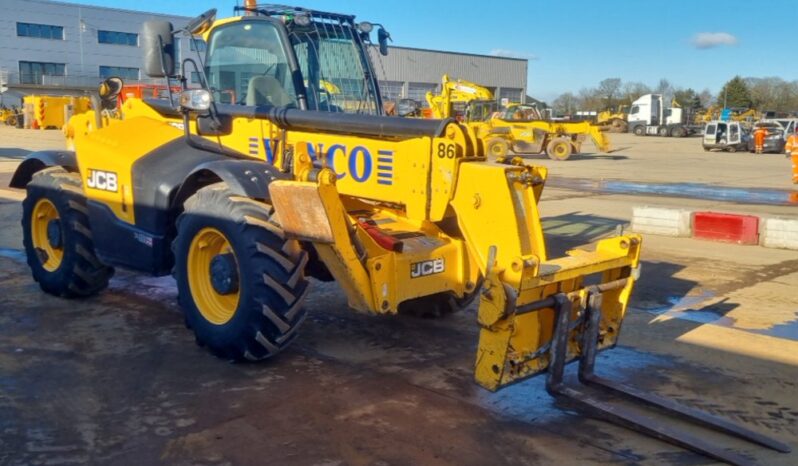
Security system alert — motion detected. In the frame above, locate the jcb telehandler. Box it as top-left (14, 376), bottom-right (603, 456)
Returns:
top-left (9, 4), bottom-right (788, 464)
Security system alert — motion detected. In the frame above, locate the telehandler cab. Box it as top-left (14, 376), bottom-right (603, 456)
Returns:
top-left (9, 4), bottom-right (789, 463)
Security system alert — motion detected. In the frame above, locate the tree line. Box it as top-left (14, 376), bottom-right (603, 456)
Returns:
top-left (551, 76), bottom-right (798, 115)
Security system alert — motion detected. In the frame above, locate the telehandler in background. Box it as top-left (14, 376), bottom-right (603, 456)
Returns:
top-left (426, 75), bottom-right (611, 160)
top-left (9, 4), bottom-right (789, 464)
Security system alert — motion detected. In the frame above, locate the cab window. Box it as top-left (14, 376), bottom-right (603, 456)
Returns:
top-left (205, 21), bottom-right (298, 107)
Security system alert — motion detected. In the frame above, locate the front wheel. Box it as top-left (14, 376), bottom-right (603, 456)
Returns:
top-left (174, 184), bottom-right (310, 361)
top-left (22, 167), bottom-right (113, 297)
top-left (632, 125), bottom-right (645, 136)
top-left (546, 138), bottom-right (573, 161)
top-left (485, 137), bottom-right (510, 158)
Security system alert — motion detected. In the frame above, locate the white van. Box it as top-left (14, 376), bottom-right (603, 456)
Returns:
top-left (702, 120), bottom-right (748, 152)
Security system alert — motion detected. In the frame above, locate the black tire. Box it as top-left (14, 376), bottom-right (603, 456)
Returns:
top-left (22, 167), bottom-right (113, 297)
top-left (486, 138), bottom-right (510, 158)
top-left (546, 137), bottom-right (573, 161)
top-left (728, 145), bottom-right (737, 153)
top-left (670, 127), bottom-right (684, 137)
top-left (7, 115), bottom-right (18, 127)
top-left (398, 285), bottom-right (481, 318)
top-left (658, 126), bottom-right (669, 137)
top-left (173, 183), bottom-right (310, 361)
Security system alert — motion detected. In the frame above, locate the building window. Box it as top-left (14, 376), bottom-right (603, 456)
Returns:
top-left (498, 88), bottom-right (523, 104)
top-left (17, 22), bottom-right (64, 40)
top-left (100, 66), bottom-right (139, 81)
top-left (407, 82), bottom-right (438, 107)
top-left (190, 39), bottom-right (207, 53)
top-left (379, 81), bottom-right (403, 101)
top-left (19, 61), bottom-right (66, 84)
top-left (98, 30), bottom-right (138, 46)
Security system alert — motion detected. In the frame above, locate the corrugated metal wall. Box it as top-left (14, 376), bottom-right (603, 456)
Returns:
top-left (368, 45), bottom-right (527, 103)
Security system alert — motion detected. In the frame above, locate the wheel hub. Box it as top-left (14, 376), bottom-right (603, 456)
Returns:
top-left (210, 253), bottom-right (239, 295)
top-left (46, 219), bottom-right (62, 248)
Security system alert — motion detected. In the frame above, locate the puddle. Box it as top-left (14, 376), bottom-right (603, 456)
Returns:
top-left (548, 177), bottom-right (798, 206)
top-left (0, 247), bottom-right (26, 262)
top-left (474, 347), bottom-right (672, 424)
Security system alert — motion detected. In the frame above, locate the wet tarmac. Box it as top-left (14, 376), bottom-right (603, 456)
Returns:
top-left (547, 177), bottom-right (798, 206)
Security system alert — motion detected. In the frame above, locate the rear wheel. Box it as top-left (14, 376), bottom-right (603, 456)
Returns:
top-left (546, 138), bottom-right (573, 161)
top-left (7, 115), bottom-right (18, 126)
top-left (485, 138), bottom-right (509, 158)
top-left (174, 183), bottom-right (309, 361)
top-left (658, 126), bottom-right (669, 136)
top-left (22, 167), bottom-right (113, 297)
top-left (398, 285), bottom-right (481, 318)
top-left (728, 145), bottom-right (737, 153)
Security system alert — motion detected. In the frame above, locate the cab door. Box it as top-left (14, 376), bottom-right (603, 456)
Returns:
top-left (703, 123), bottom-right (717, 145)
top-left (728, 122), bottom-right (741, 145)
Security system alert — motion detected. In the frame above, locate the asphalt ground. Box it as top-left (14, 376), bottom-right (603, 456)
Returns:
top-left (0, 126), bottom-right (796, 465)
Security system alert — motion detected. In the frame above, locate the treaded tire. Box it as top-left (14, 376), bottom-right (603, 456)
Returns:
top-left (22, 167), bottom-right (113, 297)
top-left (486, 138), bottom-right (510, 158)
top-left (632, 125), bottom-right (645, 136)
top-left (546, 137), bottom-right (573, 161)
top-left (398, 281), bottom-right (481, 318)
top-left (173, 183), bottom-right (310, 361)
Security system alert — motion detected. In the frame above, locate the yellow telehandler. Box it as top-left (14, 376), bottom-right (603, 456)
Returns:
top-left (426, 76), bottom-right (611, 160)
top-left (8, 4), bottom-right (788, 463)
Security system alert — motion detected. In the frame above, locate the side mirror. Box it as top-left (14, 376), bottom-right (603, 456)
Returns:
top-left (378, 27), bottom-right (391, 56)
top-left (142, 21), bottom-right (175, 78)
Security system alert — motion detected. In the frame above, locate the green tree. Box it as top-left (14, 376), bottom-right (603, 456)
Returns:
top-left (717, 76), bottom-right (752, 108)
top-left (674, 88), bottom-right (702, 109)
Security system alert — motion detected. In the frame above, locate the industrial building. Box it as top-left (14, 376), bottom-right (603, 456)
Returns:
top-left (0, 0), bottom-right (528, 107)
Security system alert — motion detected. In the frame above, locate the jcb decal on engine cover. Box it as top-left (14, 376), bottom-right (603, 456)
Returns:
top-left (258, 137), bottom-right (394, 184)
top-left (86, 169), bottom-right (118, 192)
top-left (410, 258), bottom-right (445, 278)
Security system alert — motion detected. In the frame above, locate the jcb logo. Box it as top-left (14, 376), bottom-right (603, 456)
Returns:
top-left (410, 258), bottom-right (445, 278)
top-left (86, 169), bottom-right (118, 192)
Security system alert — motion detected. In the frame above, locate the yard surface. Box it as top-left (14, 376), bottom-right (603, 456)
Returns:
top-left (0, 126), bottom-right (796, 465)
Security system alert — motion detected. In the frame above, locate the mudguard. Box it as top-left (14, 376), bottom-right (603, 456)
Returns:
top-left (9, 151), bottom-right (77, 188)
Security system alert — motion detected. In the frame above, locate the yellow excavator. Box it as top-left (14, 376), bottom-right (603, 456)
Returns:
top-left (426, 75), bottom-right (611, 160)
top-left (8, 4), bottom-right (789, 464)
top-left (425, 74), bottom-right (493, 120)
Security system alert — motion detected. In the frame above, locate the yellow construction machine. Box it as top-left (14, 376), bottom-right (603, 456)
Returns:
top-left (425, 74), bottom-right (494, 120)
top-left (9, 4), bottom-right (789, 463)
top-left (594, 104), bottom-right (628, 132)
top-left (475, 102), bottom-right (612, 160)
top-left (426, 77), bottom-right (611, 160)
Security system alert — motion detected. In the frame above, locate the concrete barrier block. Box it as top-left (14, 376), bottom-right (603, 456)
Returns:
top-left (693, 212), bottom-right (759, 245)
top-left (761, 217), bottom-right (798, 250)
top-left (631, 206), bottom-right (692, 237)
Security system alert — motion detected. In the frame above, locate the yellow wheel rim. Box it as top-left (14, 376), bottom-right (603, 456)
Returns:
top-left (489, 143), bottom-right (505, 157)
top-left (553, 143), bottom-right (569, 158)
top-left (187, 227), bottom-right (240, 325)
top-left (31, 198), bottom-right (64, 272)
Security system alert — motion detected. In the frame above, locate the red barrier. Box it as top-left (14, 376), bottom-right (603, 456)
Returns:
top-left (693, 212), bottom-right (759, 244)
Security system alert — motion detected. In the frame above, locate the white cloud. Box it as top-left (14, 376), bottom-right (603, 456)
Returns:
top-left (489, 48), bottom-right (539, 60)
top-left (691, 32), bottom-right (738, 49)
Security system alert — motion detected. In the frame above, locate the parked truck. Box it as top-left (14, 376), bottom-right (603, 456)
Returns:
top-left (627, 93), bottom-right (694, 137)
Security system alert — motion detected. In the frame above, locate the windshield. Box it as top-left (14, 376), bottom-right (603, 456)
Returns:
top-left (205, 21), bottom-right (298, 107)
top-left (287, 21), bottom-right (380, 114)
top-left (466, 101), bottom-right (498, 123)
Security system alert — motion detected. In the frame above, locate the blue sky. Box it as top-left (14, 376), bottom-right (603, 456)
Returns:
top-left (61, 0), bottom-right (797, 102)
